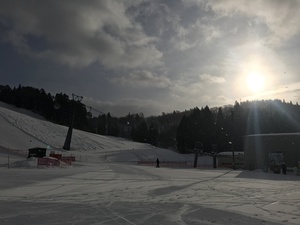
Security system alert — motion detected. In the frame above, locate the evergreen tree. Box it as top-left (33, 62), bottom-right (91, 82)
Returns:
top-left (214, 107), bottom-right (227, 152)
top-left (148, 122), bottom-right (159, 146)
top-left (201, 106), bottom-right (214, 152)
top-left (97, 114), bottom-right (106, 135)
top-left (176, 115), bottom-right (189, 153)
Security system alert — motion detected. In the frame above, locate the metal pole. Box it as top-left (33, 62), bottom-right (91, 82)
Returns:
top-left (229, 141), bottom-right (235, 170)
top-left (193, 153), bottom-right (198, 168)
top-left (231, 109), bottom-right (235, 170)
top-left (63, 110), bottom-right (75, 150)
top-left (63, 94), bottom-right (83, 150)
top-left (232, 150), bottom-right (235, 170)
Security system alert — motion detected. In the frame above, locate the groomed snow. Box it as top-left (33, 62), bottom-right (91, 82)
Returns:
top-left (0, 101), bottom-right (299, 225)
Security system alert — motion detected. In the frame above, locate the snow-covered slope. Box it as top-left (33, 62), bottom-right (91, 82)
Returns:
top-left (0, 101), bottom-right (194, 164)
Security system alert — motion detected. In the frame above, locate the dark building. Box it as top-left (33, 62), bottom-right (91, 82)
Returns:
top-left (244, 133), bottom-right (300, 171)
top-left (27, 147), bottom-right (46, 158)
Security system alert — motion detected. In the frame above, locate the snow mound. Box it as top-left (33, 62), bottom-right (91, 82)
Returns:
top-left (10, 157), bottom-right (38, 168)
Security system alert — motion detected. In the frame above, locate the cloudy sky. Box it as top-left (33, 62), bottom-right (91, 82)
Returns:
top-left (0, 0), bottom-right (300, 117)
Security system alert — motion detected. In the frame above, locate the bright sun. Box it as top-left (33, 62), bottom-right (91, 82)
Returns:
top-left (246, 72), bottom-right (265, 93)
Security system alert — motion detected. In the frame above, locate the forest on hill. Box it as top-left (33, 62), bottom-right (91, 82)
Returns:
top-left (1, 84), bottom-right (300, 153)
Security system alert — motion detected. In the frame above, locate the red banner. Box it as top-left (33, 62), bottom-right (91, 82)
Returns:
top-left (38, 158), bottom-right (60, 166)
top-left (49, 153), bottom-right (62, 160)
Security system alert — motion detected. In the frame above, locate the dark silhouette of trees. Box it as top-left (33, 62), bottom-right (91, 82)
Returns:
top-left (176, 115), bottom-right (189, 153)
top-left (106, 113), bottom-right (119, 136)
top-left (3, 84), bottom-right (300, 153)
top-left (97, 114), bottom-right (107, 135)
top-left (0, 85), bottom-right (89, 131)
top-left (148, 122), bottom-right (159, 146)
top-left (132, 120), bottom-right (148, 143)
top-left (176, 106), bottom-right (215, 153)
top-left (52, 93), bottom-right (72, 125)
top-left (214, 107), bottom-right (226, 152)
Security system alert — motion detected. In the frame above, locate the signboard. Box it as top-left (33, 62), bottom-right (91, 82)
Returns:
top-left (268, 152), bottom-right (283, 173)
top-left (38, 158), bottom-right (60, 166)
top-left (269, 152), bottom-right (283, 165)
top-left (49, 153), bottom-right (62, 160)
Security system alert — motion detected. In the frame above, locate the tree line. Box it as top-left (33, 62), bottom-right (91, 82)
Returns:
top-left (1, 84), bottom-right (300, 153)
top-left (0, 84), bottom-right (182, 147)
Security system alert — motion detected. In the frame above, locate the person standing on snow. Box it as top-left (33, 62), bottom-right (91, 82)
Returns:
top-left (282, 163), bottom-right (287, 175)
top-left (156, 158), bottom-right (160, 168)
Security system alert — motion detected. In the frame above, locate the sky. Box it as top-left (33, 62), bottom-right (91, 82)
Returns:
top-left (0, 0), bottom-right (300, 117)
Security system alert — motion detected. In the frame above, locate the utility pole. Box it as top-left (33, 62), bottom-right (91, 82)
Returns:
top-left (232, 144), bottom-right (235, 170)
top-left (63, 94), bottom-right (83, 150)
top-left (231, 109), bottom-right (236, 170)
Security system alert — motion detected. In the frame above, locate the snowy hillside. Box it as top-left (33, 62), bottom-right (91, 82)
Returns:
top-left (0, 101), bottom-right (194, 165)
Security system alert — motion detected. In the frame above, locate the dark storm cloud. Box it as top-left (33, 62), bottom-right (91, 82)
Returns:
top-left (0, 0), bottom-right (300, 116)
top-left (0, 0), bottom-right (162, 68)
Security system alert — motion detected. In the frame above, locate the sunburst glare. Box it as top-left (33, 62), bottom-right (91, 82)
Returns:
top-left (246, 72), bottom-right (265, 93)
